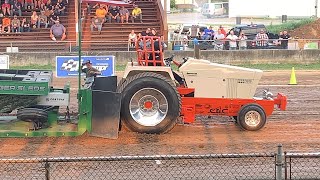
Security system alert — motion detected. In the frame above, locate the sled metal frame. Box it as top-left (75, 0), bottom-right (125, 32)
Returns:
top-left (0, 89), bottom-right (92, 137)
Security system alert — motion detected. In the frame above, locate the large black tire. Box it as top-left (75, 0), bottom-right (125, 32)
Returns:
top-left (237, 104), bottom-right (267, 131)
top-left (17, 108), bottom-right (48, 123)
top-left (117, 72), bottom-right (181, 134)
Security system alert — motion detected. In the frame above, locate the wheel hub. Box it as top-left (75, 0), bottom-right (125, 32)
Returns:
top-left (244, 111), bottom-right (261, 127)
top-left (129, 88), bottom-right (168, 126)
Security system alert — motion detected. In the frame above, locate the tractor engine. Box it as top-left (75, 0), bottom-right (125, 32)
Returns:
top-left (178, 58), bottom-right (263, 99)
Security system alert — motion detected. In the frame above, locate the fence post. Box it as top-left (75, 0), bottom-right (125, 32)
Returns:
top-left (194, 45), bottom-right (200, 59)
top-left (276, 144), bottom-right (283, 180)
top-left (45, 161), bottom-right (50, 180)
top-left (284, 151), bottom-right (287, 180)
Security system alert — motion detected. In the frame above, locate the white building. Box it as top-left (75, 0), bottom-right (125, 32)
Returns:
top-left (229, 0), bottom-right (319, 18)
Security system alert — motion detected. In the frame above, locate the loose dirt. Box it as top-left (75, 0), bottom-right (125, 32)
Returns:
top-left (290, 18), bottom-right (320, 39)
top-left (0, 70), bottom-right (319, 158)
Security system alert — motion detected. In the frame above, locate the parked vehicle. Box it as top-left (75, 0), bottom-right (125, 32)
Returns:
top-left (201, 2), bottom-right (229, 18)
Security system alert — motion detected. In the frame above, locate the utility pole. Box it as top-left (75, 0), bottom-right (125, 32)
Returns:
top-left (316, 0), bottom-right (318, 17)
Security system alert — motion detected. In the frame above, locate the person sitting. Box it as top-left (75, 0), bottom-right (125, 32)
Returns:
top-left (131, 5), bottom-right (142, 23)
top-left (50, 20), bottom-right (66, 41)
top-left (38, 10), bottom-right (48, 28)
top-left (81, 60), bottom-right (101, 89)
top-left (21, 18), bottom-right (31, 32)
top-left (30, 11), bottom-right (39, 29)
top-left (107, 6), bottom-right (120, 23)
top-left (95, 5), bottom-right (107, 23)
top-left (119, 6), bottom-right (129, 23)
top-left (48, 10), bottom-right (58, 26)
top-left (1, 0), bottom-right (11, 16)
top-left (11, 15), bottom-right (21, 33)
top-left (128, 30), bottom-right (137, 47)
top-left (55, 0), bottom-right (66, 15)
top-left (24, 0), bottom-right (34, 10)
top-left (2, 16), bottom-right (11, 33)
top-left (90, 15), bottom-right (103, 33)
top-left (11, 0), bottom-right (22, 16)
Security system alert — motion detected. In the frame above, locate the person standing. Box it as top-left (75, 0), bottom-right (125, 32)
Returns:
top-left (255, 29), bottom-right (269, 49)
top-left (226, 30), bottom-right (238, 50)
top-left (280, 30), bottom-right (291, 49)
top-left (238, 31), bottom-right (248, 50)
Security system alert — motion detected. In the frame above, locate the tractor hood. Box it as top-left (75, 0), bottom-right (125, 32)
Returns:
top-left (179, 58), bottom-right (263, 99)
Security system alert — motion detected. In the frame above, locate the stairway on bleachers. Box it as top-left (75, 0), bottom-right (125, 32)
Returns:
top-left (0, 0), bottom-right (75, 53)
top-left (83, 0), bottom-right (164, 51)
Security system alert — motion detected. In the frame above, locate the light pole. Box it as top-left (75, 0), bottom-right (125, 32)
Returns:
top-left (77, 0), bottom-right (82, 113)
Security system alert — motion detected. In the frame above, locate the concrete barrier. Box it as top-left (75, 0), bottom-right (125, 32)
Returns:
top-left (2, 50), bottom-right (320, 67)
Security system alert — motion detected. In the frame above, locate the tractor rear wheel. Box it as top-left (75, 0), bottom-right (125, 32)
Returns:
top-left (237, 104), bottom-right (266, 131)
top-left (117, 72), bottom-right (181, 134)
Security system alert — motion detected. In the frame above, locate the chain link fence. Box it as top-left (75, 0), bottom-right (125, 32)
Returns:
top-left (0, 148), bottom-right (319, 179)
top-left (285, 153), bottom-right (320, 180)
top-left (0, 154), bottom-right (276, 180)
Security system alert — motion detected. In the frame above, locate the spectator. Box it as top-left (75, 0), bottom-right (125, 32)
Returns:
top-left (95, 5), bottom-right (107, 23)
top-left (90, 15), bottom-right (102, 33)
top-left (128, 29), bottom-right (137, 47)
top-left (219, 25), bottom-right (226, 37)
top-left (202, 26), bottom-right (214, 40)
top-left (255, 29), bottom-right (269, 49)
top-left (226, 30), bottom-right (238, 50)
top-left (2, 16), bottom-right (11, 33)
top-left (30, 11), bottom-right (39, 28)
top-left (34, 0), bottom-right (41, 9)
top-left (38, 10), bottom-right (48, 28)
top-left (107, 6), bottom-right (120, 23)
top-left (280, 30), bottom-right (291, 49)
top-left (24, 0), bottom-right (34, 10)
top-left (141, 27), bottom-right (151, 36)
top-left (1, 0), bottom-right (11, 16)
top-left (119, 6), bottom-right (129, 23)
top-left (21, 18), bottom-right (31, 32)
top-left (238, 31), bottom-right (247, 50)
top-left (276, 31), bottom-right (283, 47)
top-left (45, 0), bottom-right (54, 10)
top-left (131, 5), bottom-right (142, 23)
top-left (55, 0), bottom-right (66, 15)
top-left (213, 29), bottom-right (225, 50)
top-left (48, 10), bottom-right (59, 26)
top-left (150, 28), bottom-right (157, 36)
top-left (40, 0), bottom-right (48, 10)
top-left (0, 14), bottom-right (3, 33)
top-left (11, 15), bottom-right (21, 32)
top-left (11, 0), bottom-right (22, 16)
top-left (17, 0), bottom-right (24, 10)
top-left (50, 20), bottom-right (66, 41)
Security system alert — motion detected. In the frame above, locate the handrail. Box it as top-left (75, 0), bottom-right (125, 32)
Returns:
top-left (155, 0), bottom-right (168, 41)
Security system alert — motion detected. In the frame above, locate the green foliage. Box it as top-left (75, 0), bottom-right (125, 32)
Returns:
top-left (237, 63), bottom-right (320, 70)
top-left (170, 0), bottom-right (175, 8)
top-left (11, 64), bottom-right (54, 70)
top-left (267, 18), bottom-right (315, 34)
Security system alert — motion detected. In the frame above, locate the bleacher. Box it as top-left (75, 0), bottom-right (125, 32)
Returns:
top-left (0, 2), bottom-right (75, 52)
top-left (83, 0), bottom-right (164, 51)
top-left (0, 0), bottom-right (165, 52)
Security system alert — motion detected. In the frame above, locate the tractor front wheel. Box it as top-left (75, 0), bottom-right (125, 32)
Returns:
top-left (237, 104), bottom-right (266, 131)
top-left (117, 72), bottom-right (181, 134)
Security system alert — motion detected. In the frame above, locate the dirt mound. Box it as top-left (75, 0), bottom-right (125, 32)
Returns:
top-left (290, 18), bottom-right (320, 39)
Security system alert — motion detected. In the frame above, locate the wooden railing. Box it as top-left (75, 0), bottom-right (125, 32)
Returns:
top-left (155, 0), bottom-right (168, 41)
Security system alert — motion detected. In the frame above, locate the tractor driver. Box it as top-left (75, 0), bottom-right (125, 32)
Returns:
top-left (81, 60), bottom-right (101, 89)
top-left (81, 60), bottom-right (101, 77)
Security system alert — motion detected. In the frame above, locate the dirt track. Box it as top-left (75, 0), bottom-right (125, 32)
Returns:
top-left (0, 70), bottom-right (319, 158)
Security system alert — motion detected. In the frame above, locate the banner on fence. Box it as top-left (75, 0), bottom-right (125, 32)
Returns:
top-left (0, 55), bottom-right (9, 69)
top-left (56, 56), bottom-right (115, 77)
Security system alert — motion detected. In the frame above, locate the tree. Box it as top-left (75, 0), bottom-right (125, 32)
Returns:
top-left (170, 0), bottom-right (176, 9)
